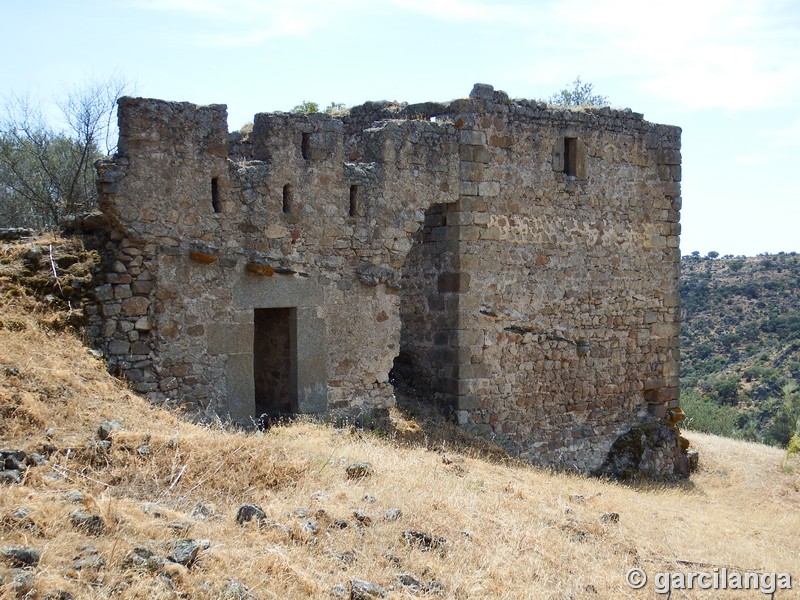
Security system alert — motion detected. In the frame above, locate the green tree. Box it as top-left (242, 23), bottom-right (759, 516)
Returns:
top-left (0, 76), bottom-right (129, 229)
top-left (547, 77), bottom-right (609, 107)
top-left (324, 102), bottom-right (347, 115)
top-left (290, 100), bottom-right (319, 114)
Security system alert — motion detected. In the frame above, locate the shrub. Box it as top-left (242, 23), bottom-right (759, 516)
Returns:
top-left (787, 434), bottom-right (800, 456)
top-left (681, 390), bottom-right (741, 437)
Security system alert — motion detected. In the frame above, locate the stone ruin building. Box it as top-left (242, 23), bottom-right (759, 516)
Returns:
top-left (89, 83), bottom-right (689, 477)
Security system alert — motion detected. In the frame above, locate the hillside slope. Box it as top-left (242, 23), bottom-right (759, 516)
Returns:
top-left (680, 252), bottom-right (800, 445)
top-left (1, 237), bottom-right (799, 598)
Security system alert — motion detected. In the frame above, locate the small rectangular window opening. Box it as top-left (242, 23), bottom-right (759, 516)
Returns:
top-left (301, 133), bottom-right (311, 160)
top-left (564, 137), bottom-right (577, 177)
top-left (349, 185), bottom-right (359, 217)
top-left (211, 177), bottom-right (221, 213)
top-left (282, 184), bottom-right (293, 214)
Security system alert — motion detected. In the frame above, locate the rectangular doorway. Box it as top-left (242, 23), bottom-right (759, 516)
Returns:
top-left (254, 307), bottom-right (297, 417)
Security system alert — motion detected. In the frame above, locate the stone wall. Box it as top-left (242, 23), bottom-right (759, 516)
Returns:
top-left (90, 84), bottom-right (687, 477)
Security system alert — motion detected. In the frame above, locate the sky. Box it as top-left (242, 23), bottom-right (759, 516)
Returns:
top-left (2, 0), bottom-right (798, 256)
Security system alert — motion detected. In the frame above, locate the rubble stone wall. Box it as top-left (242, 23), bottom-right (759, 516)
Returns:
top-left (90, 84), bottom-right (685, 476)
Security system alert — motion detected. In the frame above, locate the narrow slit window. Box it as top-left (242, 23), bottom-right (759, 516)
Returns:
top-left (282, 184), bottom-right (293, 214)
top-left (563, 137), bottom-right (577, 176)
top-left (211, 177), bottom-right (221, 213)
top-left (301, 133), bottom-right (311, 160)
top-left (349, 185), bottom-right (359, 217)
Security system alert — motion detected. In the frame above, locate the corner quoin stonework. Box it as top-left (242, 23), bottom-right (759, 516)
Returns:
top-left (89, 83), bottom-right (688, 477)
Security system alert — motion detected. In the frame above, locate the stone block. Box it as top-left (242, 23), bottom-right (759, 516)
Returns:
top-left (457, 395), bottom-right (480, 410)
top-left (121, 296), bottom-right (149, 317)
top-left (488, 134), bottom-right (513, 148)
top-left (207, 323), bottom-right (252, 355)
top-left (478, 181), bottom-right (500, 197)
top-left (460, 181), bottom-right (478, 196)
top-left (459, 130), bottom-right (487, 145)
top-left (460, 161), bottom-right (485, 182)
top-left (296, 307), bottom-right (327, 413)
top-left (108, 339), bottom-right (130, 355)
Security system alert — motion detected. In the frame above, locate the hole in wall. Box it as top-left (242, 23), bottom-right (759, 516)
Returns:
top-left (301, 132), bottom-right (311, 160)
top-left (563, 137), bottom-right (577, 176)
top-left (349, 185), bottom-right (359, 217)
top-left (211, 177), bottom-right (221, 213)
top-left (283, 184), bottom-right (293, 214)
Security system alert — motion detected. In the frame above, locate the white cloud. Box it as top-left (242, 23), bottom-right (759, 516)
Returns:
top-left (760, 120), bottom-right (800, 149)
top-left (551, 0), bottom-right (800, 111)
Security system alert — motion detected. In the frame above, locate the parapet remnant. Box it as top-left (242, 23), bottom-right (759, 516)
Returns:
top-left (88, 83), bottom-right (688, 477)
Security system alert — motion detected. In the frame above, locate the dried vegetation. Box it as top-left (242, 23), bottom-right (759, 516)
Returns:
top-left (1, 237), bottom-right (799, 598)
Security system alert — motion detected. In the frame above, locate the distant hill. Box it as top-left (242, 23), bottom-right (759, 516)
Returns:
top-left (680, 252), bottom-right (800, 446)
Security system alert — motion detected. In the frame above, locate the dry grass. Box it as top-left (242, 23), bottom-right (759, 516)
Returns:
top-left (1, 238), bottom-right (799, 598)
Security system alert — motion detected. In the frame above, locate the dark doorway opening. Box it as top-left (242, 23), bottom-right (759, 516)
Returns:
top-left (254, 308), bottom-right (297, 421)
top-left (563, 137), bottom-right (577, 176)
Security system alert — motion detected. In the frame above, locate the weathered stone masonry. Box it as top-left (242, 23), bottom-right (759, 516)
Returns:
top-left (90, 84), bottom-right (687, 476)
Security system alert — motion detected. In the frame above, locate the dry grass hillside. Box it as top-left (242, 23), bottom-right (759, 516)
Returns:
top-left (1, 237), bottom-right (799, 599)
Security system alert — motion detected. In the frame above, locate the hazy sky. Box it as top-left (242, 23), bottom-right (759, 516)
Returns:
top-left (3, 0), bottom-right (798, 256)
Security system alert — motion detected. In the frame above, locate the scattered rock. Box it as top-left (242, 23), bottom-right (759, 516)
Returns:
top-left (687, 449), bottom-right (700, 472)
top-left (235, 504), bottom-right (266, 525)
top-left (168, 520), bottom-right (192, 533)
top-left (27, 453), bottom-right (48, 467)
top-left (300, 519), bottom-right (319, 535)
top-left (397, 573), bottom-right (444, 595)
top-left (402, 531), bottom-right (446, 552)
top-left (332, 519), bottom-right (349, 530)
top-left (362, 494), bottom-right (377, 503)
top-left (166, 539), bottom-right (203, 567)
top-left (97, 420), bottom-right (123, 441)
top-left (123, 546), bottom-right (166, 572)
top-left (64, 490), bottom-right (84, 503)
top-left (353, 510), bottom-right (371, 526)
top-left (191, 502), bottom-right (215, 520)
top-left (398, 573), bottom-right (422, 590)
top-left (1, 569), bottom-right (34, 597)
top-left (350, 578), bottom-right (387, 599)
top-left (569, 494), bottom-right (586, 504)
top-left (330, 583), bottom-right (348, 597)
top-left (383, 553), bottom-right (402, 567)
top-left (0, 545), bottom-right (40, 567)
top-left (0, 228), bottom-right (35, 241)
top-left (71, 544), bottom-right (105, 571)
top-left (221, 579), bottom-right (256, 599)
top-left (384, 508), bottom-right (402, 521)
top-left (4, 506), bottom-right (39, 534)
top-left (0, 448), bottom-right (25, 472)
top-left (69, 511), bottom-right (106, 536)
top-left (600, 512), bottom-right (620, 524)
top-left (334, 550), bottom-right (357, 566)
top-left (0, 470), bottom-right (21, 484)
top-left (346, 462), bottom-right (373, 480)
